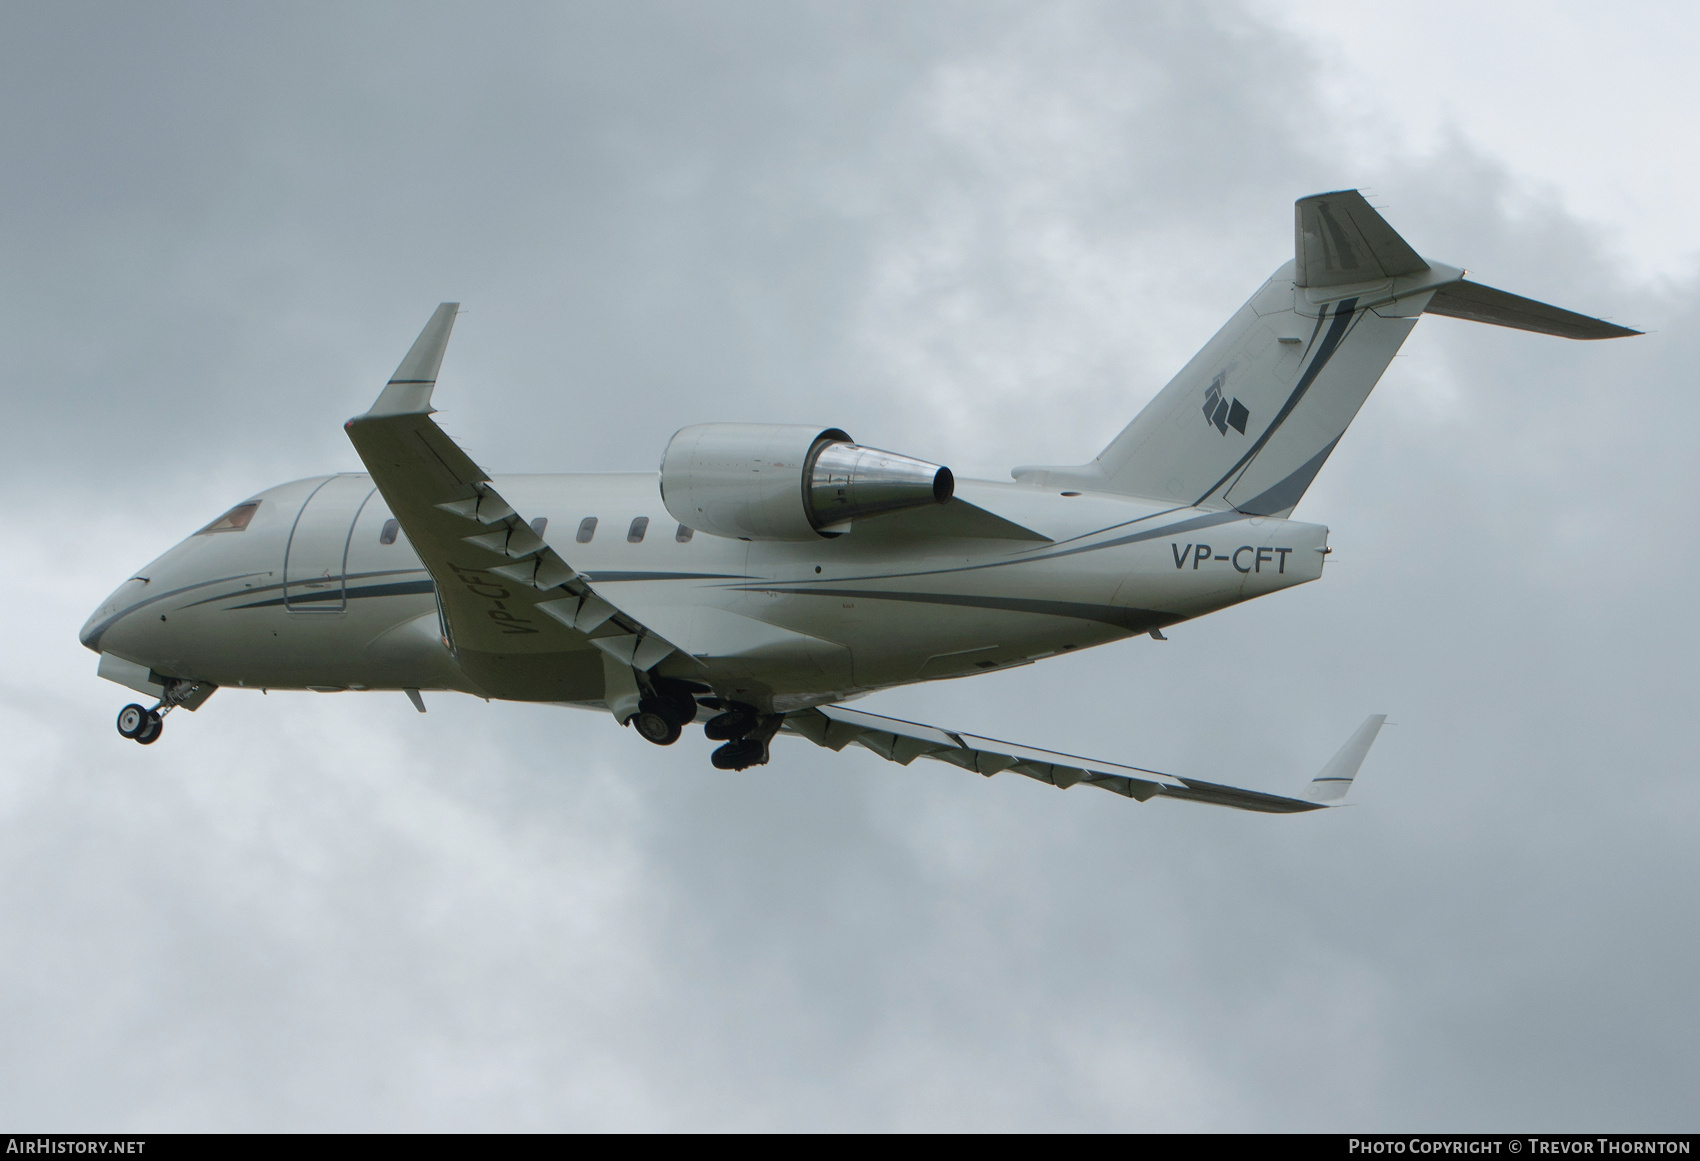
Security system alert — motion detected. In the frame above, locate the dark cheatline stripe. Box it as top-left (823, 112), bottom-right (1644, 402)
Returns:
top-left (181, 568), bottom-right (431, 609)
top-left (583, 571), bottom-right (751, 583)
top-left (776, 587), bottom-right (1173, 631)
top-left (79, 571), bottom-right (270, 651)
top-left (229, 579), bottom-right (437, 610)
top-left (1194, 297), bottom-right (1359, 507)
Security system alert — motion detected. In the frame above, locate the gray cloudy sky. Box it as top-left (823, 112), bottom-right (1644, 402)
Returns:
top-left (2, 0), bottom-right (1696, 1131)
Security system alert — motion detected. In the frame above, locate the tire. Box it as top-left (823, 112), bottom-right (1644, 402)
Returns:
top-left (704, 709), bottom-right (756, 742)
top-left (632, 702), bottom-right (682, 746)
top-left (710, 738), bottom-right (767, 770)
top-left (136, 712), bottom-right (163, 745)
top-left (658, 685), bottom-right (700, 726)
top-left (116, 704), bottom-right (148, 739)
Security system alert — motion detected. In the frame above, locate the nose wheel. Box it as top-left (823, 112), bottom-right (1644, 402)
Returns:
top-left (113, 679), bottom-right (207, 746)
top-left (116, 703), bottom-right (164, 745)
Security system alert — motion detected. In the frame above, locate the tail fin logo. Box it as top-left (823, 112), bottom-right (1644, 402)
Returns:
top-left (1201, 372), bottom-right (1250, 436)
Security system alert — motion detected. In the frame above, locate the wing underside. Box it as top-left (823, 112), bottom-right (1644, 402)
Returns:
top-left (783, 705), bottom-right (1386, 813)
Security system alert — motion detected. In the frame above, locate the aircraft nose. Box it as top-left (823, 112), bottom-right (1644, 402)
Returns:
top-left (78, 609), bottom-right (103, 652)
top-left (80, 576), bottom-right (152, 654)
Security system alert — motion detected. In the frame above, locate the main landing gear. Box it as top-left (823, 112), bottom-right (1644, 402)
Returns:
top-left (630, 680), bottom-right (703, 747)
top-left (626, 681), bottom-right (777, 771)
top-left (703, 702), bottom-right (777, 771)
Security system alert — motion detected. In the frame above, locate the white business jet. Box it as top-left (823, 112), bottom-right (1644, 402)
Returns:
top-left (80, 191), bottom-right (1637, 812)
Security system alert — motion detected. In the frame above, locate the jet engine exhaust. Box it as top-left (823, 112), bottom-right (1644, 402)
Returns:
top-left (805, 440), bottom-right (954, 531)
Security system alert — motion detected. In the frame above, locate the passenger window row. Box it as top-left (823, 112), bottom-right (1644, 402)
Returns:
top-left (379, 515), bottom-right (694, 545)
top-left (577, 516), bottom-right (694, 544)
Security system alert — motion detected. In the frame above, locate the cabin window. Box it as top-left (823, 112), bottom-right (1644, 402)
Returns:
top-left (675, 524), bottom-right (694, 543)
top-left (197, 501), bottom-right (259, 534)
top-left (576, 517), bottom-right (598, 543)
top-left (379, 518), bottom-right (400, 545)
top-left (530, 517), bottom-right (548, 538)
top-left (627, 516), bottom-right (649, 543)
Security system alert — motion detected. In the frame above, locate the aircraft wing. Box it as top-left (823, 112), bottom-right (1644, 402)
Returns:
top-left (344, 304), bottom-right (688, 698)
top-left (782, 704), bottom-right (1387, 813)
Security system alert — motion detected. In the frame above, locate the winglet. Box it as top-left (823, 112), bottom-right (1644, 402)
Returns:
top-left (1304, 714), bottom-right (1387, 803)
top-left (364, 302), bottom-right (460, 418)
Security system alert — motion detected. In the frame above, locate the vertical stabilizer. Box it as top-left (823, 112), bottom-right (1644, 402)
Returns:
top-left (1013, 192), bottom-right (1637, 513)
top-left (1296, 189), bottom-right (1429, 287)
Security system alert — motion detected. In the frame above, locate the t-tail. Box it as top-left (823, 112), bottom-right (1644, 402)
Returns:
top-left (1014, 190), bottom-right (1639, 515)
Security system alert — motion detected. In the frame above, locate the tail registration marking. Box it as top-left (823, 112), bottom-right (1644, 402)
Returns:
top-left (1171, 542), bottom-right (1293, 574)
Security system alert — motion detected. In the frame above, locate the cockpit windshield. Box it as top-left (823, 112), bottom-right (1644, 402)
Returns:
top-left (196, 501), bottom-right (260, 534)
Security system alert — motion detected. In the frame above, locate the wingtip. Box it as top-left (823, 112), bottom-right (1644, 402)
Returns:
top-left (1304, 713), bottom-right (1388, 804)
top-left (361, 302), bottom-right (462, 418)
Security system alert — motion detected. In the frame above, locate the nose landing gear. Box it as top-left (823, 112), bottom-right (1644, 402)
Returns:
top-left (116, 703), bottom-right (163, 745)
top-left (113, 679), bottom-right (211, 746)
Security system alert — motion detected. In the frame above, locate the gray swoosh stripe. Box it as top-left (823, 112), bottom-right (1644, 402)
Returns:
top-left (762, 508), bottom-right (1242, 588)
top-left (1195, 297), bottom-right (1359, 506)
top-left (774, 587), bottom-right (1174, 631)
top-left (180, 567), bottom-right (432, 609)
top-left (80, 571), bottom-right (270, 650)
top-left (229, 579), bottom-right (439, 610)
top-left (1230, 437), bottom-right (1340, 518)
top-left (584, 571), bottom-right (752, 583)
top-left (1032, 508), bottom-right (1251, 561)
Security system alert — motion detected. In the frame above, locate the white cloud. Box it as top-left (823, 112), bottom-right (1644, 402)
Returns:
top-left (2, 0), bottom-right (1696, 1131)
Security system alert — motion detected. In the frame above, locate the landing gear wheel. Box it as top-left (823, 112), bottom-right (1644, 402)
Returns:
top-left (117, 704), bottom-right (148, 739)
top-left (704, 709), bottom-right (756, 741)
top-left (632, 699), bottom-right (683, 746)
top-left (711, 737), bottom-right (767, 770)
top-left (136, 711), bottom-right (163, 746)
top-left (656, 684), bottom-right (700, 726)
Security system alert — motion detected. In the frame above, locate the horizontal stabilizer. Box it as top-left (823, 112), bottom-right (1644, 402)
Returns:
top-left (1296, 190), bottom-right (1429, 288)
top-left (1304, 714), bottom-right (1387, 803)
top-left (1424, 280), bottom-right (1640, 340)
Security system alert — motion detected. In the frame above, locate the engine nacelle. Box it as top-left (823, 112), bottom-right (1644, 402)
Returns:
top-left (660, 423), bottom-right (954, 541)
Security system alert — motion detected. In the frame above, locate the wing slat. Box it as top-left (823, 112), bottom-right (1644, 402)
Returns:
top-left (344, 304), bottom-right (691, 700)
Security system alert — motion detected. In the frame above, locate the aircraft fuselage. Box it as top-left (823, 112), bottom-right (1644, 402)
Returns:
top-left (83, 471), bottom-right (1326, 713)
